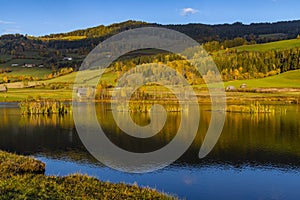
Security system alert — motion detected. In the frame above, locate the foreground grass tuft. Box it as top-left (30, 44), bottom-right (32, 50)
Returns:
top-left (0, 151), bottom-right (176, 200)
top-left (0, 151), bottom-right (45, 176)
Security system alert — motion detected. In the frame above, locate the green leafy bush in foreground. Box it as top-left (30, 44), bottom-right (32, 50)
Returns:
top-left (0, 151), bottom-right (176, 200)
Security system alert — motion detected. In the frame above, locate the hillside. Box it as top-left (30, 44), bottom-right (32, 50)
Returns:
top-left (1, 20), bottom-right (300, 89)
top-left (40, 20), bottom-right (300, 43)
top-left (225, 69), bottom-right (300, 88)
top-left (38, 20), bottom-right (149, 40)
top-left (234, 38), bottom-right (300, 52)
top-left (2, 37), bottom-right (300, 87)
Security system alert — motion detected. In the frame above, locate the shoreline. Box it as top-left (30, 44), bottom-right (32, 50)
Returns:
top-left (0, 91), bottom-right (299, 105)
top-left (0, 150), bottom-right (176, 199)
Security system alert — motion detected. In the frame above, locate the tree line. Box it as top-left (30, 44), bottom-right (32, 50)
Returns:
top-left (108, 46), bottom-right (300, 84)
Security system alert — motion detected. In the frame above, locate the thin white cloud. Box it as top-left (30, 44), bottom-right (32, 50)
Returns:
top-left (180, 8), bottom-right (199, 16)
top-left (1, 28), bottom-right (21, 35)
top-left (3, 28), bottom-right (21, 33)
top-left (0, 20), bottom-right (15, 24)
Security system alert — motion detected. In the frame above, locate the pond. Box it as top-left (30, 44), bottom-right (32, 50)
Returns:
top-left (0, 102), bottom-right (300, 199)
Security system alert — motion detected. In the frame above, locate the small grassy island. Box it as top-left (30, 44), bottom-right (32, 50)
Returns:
top-left (0, 151), bottom-right (176, 200)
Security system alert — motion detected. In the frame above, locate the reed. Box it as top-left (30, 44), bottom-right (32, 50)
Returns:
top-left (226, 102), bottom-right (287, 114)
top-left (19, 99), bottom-right (71, 115)
top-left (115, 101), bottom-right (184, 113)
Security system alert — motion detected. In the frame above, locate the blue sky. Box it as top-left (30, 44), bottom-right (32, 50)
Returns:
top-left (0, 0), bottom-right (300, 36)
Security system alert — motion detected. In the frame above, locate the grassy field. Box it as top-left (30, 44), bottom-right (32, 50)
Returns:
top-left (42, 69), bottom-right (116, 85)
top-left (0, 150), bottom-right (175, 200)
top-left (1, 69), bottom-right (300, 102)
top-left (0, 69), bottom-right (117, 101)
top-left (224, 69), bottom-right (300, 88)
top-left (2, 67), bottom-right (51, 78)
top-left (53, 68), bottom-right (300, 89)
top-left (0, 88), bottom-right (72, 101)
top-left (0, 67), bottom-right (52, 85)
top-left (233, 38), bottom-right (300, 52)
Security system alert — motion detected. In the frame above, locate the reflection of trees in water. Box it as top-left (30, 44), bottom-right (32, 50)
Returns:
top-left (59, 105), bottom-right (300, 168)
top-left (219, 110), bottom-right (300, 152)
top-left (187, 108), bottom-right (300, 168)
top-left (95, 103), bottom-right (202, 153)
top-left (37, 149), bottom-right (104, 167)
top-left (19, 114), bottom-right (74, 129)
top-left (98, 109), bottom-right (181, 153)
top-left (2, 104), bottom-right (300, 169)
top-left (1, 108), bottom-right (9, 128)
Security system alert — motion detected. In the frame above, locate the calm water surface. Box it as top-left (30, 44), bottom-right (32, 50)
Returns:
top-left (1, 102), bottom-right (300, 200)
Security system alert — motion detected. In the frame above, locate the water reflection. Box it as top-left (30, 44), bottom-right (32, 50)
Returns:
top-left (1, 103), bottom-right (300, 170)
top-left (1, 103), bottom-right (300, 199)
top-left (0, 104), bottom-right (90, 162)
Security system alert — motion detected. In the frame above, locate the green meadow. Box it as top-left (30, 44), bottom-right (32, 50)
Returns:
top-left (224, 69), bottom-right (300, 88)
top-left (234, 38), bottom-right (300, 52)
top-left (1, 69), bottom-right (300, 102)
top-left (0, 67), bottom-right (52, 79)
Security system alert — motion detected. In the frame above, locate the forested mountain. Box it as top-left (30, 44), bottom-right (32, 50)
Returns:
top-left (41, 19), bottom-right (300, 43)
top-left (2, 19), bottom-right (300, 53)
top-left (1, 19), bottom-right (299, 59)
top-left (41, 21), bottom-right (149, 39)
top-left (1, 19), bottom-right (300, 82)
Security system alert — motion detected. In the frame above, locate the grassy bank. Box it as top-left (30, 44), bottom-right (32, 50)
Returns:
top-left (0, 150), bottom-right (175, 200)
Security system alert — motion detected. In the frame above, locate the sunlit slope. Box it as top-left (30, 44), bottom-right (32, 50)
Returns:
top-left (234, 39), bottom-right (300, 52)
top-left (44, 69), bottom-right (300, 89)
top-left (225, 70), bottom-right (300, 88)
top-left (42, 69), bottom-right (117, 86)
